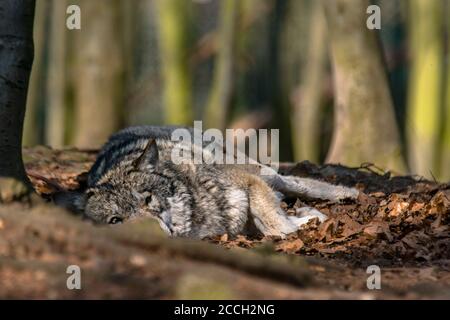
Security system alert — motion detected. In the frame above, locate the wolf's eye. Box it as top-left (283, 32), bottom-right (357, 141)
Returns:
top-left (145, 194), bottom-right (152, 205)
top-left (108, 216), bottom-right (123, 224)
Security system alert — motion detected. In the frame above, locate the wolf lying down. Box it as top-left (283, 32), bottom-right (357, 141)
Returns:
top-left (59, 126), bottom-right (359, 239)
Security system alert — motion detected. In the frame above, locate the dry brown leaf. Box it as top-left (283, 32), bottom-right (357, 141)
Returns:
top-left (318, 219), bottom-right (336, 241)
top-left (277, 239), bottom-right (304, 254)
top-left (388, 201), bottom-right (409, 217)
top-left (363, 221), bottom-right (392, 241)
top-left (232, 235), bottom-right (253, 248)
top-left (429, 191), bottom-right (450, 215)
top-left (401, 232), bottom-right (424, 250)
top-left (410, 202), bottom-right (425, 212)
top-left (339, 215), bottom-right (363, 238)
top-left (370, 192), bottom-right (386, 198)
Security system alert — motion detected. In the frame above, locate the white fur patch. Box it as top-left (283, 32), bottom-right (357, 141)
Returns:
top-left (226, 189), bottom-right (249, 234)
top-left (295, 207), bottom-right (327, 222)
top-left (157, 210), bottom-right (173, 235)
top-left (166, 194), bottom-right (193, 236)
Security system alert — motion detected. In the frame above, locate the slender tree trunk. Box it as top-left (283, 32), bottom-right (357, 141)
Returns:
top-left (439, 0), bottom-right (450, 180)
top-left (291, 2), bottom-right (327, 163)
top-left (155, 0), bottom-right (193, 125)
top-left (23, 0), bottom-right (47, 146)
top-left (268, 0), bottom-right (293, 161)
top-left (125, 0), bottom-right (164, 125)
top-left (46, 0), bottom-right (67, 148)
top-left (204, 0), bottom-right (240, 130)
top-left (73, 0), bottom-right (124, 149)
top-left (407, 0), bottom-right (443, 178)
top-left (323, 0), bottom-right (406, 173)
top-left (0, 0), bottom-right (35, 201)
top-left (407, 0), bottom-right (444, 179)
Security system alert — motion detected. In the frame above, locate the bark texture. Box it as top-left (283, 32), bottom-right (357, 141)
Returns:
top-left (73, 0), bottom-right (124, 149)
top-left (23, 0), bottom-right (47, 147)
top-left (0, 0), bottom-right (35, 201)
top-left (46, 0), bottom-right (67, 148)
top-left (291, 2), bottom-right (328, 163)
top-left (205, 0), bottom-right (240, 130)
top-left (323, 0), bottom-right (406, 173)
top-left (155, 0), bottom-right (193, 125)
top-left (441, 0), bottom-right (450, 179)
top-left (407, 0), bottom-right (444, 179)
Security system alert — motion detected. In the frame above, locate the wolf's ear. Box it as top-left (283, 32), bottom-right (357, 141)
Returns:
top-left (134, 138), bottom-right (159, 169)
top-left (52, 191), bottom-right (87, 214)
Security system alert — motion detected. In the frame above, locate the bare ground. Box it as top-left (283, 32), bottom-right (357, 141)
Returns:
top-left (0, 147), bottom-right (448, 299)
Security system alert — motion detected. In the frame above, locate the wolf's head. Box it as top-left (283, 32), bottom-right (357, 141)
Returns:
top-left (55, 139), bottom-right (175, 225)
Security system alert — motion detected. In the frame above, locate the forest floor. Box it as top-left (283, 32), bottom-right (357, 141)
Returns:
top-left (0, 146), bottom-right (449, 299)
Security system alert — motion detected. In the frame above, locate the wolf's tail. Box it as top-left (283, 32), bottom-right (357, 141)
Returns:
top-left (26, 171), bottom-right (86, 214)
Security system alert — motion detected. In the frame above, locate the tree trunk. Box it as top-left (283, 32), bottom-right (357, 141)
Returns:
top-left (407, 0), bottom-right (444, 179)
top-left (155, 0), bottom-right (193, 125)
top-left (291, 2), bottom-right (327, 163)
top-left (124, 0), bottom-right (164, 126)
top-left (204, 0), bottom-right (240, 130)
top-left (441, 1), bottom-right (450, 180)
top-left (73, 0), bottom-right (124, 149)
top-left (46, 0), bottom-right (67, 148)
top-left (323, 0), bottom-right (406, 173)
top-left (0, 0), bottom-right (35, 201)
top-left (268, 0), bottom-right (293, 161)
top-left (23, 0), bottom-right (47, 147)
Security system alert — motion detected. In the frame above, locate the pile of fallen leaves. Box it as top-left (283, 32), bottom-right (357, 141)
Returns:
top-left (275, 189), bottom-right (450, 265)
top-left (278, 162), bottom-right (450, 265)
top-left (24, 148), bottom-right (450, 267)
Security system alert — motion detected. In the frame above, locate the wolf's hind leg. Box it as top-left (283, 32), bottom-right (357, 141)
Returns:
top-left (245, 178), bottom-right (297, 238)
